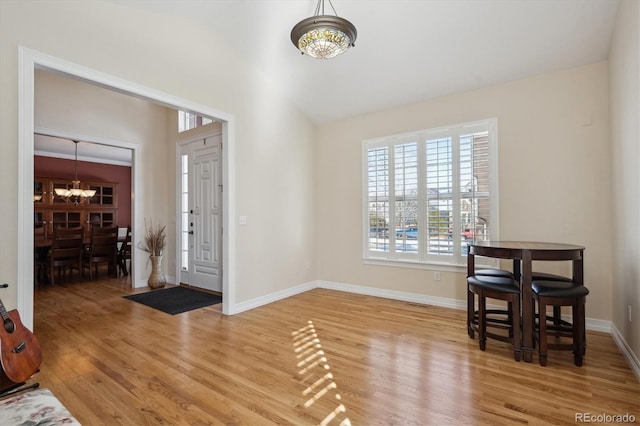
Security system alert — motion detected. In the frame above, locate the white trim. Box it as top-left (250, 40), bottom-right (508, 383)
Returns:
top-left (362, 257), bottom-right (498, 272)
top-left (611, 323), bottom-right (640, 380)
top-left (318, 280), bottom-right (465, 310)
top-left (17, 47), bottom-right (35, 329)
top-left (18, 47), bottom-right (237, 325)
top-left (233, 279), bottom-right (620, 337)
top-left (221, 119), bottom-right (235, 315)
top-left (229, 281), bottom-right (316, 315)
top-left (317, 279), bottom-right (614, 334)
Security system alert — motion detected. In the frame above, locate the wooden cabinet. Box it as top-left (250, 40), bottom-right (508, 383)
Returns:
top-left (35, 177), bottom-right (118, 237)
top-left (88, 184), bottom-right (116, 207)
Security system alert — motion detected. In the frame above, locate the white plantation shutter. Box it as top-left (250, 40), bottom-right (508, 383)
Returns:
top-left (364, 119), bottom-right (497, 266)
top-left (394, 142), bottom-right (419, 256)
top-left (426, 136), bottom-right (454, 256)
top-left (460, 131), bottom-right (491, 242)
top-left (367, 146), bottom-right (389, 252)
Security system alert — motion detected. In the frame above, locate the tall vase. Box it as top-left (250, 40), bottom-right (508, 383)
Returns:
top-left (148, 255), bottom-right (166, 289)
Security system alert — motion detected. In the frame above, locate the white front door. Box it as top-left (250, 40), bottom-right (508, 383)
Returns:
top-left (179, 135), bottom-right (222, 292)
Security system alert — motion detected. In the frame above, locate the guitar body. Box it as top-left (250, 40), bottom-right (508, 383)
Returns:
top-left (0, 309), bottom-right (42, 383)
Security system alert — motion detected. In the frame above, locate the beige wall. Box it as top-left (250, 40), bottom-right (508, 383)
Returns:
top-left (316, 62), bottom-right (613, 322)
top-left (1, 0), bottom-right (635, 367)
top-left (0, 0), bottom-right (316, 307)
top-left (609, 0), bottom-right (640, 363)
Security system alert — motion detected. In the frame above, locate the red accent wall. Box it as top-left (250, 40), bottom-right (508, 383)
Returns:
top-left (34, 156), bottom-right (131, 227)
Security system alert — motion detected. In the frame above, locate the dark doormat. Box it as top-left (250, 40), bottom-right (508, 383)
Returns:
top-left (123, 286), bottom-right (222, 315)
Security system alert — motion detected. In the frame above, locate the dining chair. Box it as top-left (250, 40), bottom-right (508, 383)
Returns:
top-left (532, 279), bottom-right (589, 366)
top-left (83, 225), bottom-right (119, 280)
top-left (46, 226), bottom-right (84, 285)
top-left (467, 274), bottom-right (522, 361)
top-left (117, 226), bottom-right (132, 277)
top-left (34, 226), bottom-right (47, 286)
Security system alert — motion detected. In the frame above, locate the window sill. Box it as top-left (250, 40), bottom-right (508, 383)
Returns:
top-left (362, 257), bottom-right (497, 273)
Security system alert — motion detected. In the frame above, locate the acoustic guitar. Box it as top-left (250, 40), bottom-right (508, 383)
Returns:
top-left (0, 297), bottom-right (42, 384)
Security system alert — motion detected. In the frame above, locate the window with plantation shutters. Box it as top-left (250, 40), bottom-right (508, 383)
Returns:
top-left (363, 119), bottom-right (498, 267)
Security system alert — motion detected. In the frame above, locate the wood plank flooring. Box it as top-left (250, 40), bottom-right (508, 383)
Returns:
top-left (30, 277), bottom-right (639, 425)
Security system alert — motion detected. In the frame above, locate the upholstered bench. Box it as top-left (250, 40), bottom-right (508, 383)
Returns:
top-left (0, 388), bottom-right (80, 425)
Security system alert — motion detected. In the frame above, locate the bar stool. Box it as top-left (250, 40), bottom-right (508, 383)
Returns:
top-left (470, 269), bottom-right (516, 331)
top-left (475, 268), bottom-right (515, 279)
top-left (532, 280), bottom-right (589, 366)
top-left (532, 272), bottom-right (570, 281)
top-left (531, 272), bottom-right (572, 326)
top-left (467, 275), bottom-right (521, 361)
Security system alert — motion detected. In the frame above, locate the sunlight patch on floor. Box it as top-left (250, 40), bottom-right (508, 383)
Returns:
top-left (292, 320), bottom-right (351, 426)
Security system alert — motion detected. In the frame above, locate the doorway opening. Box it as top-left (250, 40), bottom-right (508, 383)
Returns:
top-left (18, 47), bottom-right (236, 329)
top-left (33, 131), bottom-right (134, 286)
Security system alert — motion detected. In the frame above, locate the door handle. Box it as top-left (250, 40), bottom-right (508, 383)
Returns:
top-left (188, 231), bottom-right (194, 235)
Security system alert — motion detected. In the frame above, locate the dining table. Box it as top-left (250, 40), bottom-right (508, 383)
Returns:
top-left (34, 235), bottom-right (129, 284)
top-left (467, 240), bottom-right (585, 363)
top-left (34, 235), bottom-right (127, 249)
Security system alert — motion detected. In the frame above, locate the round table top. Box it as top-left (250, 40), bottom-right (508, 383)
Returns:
top-left (469, 240), bottom-right (585, 251)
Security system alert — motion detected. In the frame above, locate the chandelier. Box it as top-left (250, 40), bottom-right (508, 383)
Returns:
top-left (54, 140), bottom-right (96, 205)
top-left (291, 0), bottom-right (357, 59)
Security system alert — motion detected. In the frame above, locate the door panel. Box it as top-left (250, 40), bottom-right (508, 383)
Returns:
top-left (180, 136), bottom-right (222, 292)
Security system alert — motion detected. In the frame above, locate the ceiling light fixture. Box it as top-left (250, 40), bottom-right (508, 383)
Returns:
top-left (54, 140), bottom-right (96, 205)
top-left (291, 0), bottom-right (357, 59)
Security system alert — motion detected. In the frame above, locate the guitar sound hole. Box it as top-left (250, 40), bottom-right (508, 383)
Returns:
top-left (3, 318), bottom-right (15, 333)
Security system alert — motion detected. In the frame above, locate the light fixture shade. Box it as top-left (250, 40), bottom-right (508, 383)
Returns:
top-left (55, 188), bottom-right (70, 197)
top-left (291, 14), bottom-right (357, 59)
top-left (52, 140), bottom-right (95, 205)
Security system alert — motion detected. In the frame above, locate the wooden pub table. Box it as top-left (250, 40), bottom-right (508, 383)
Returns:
top-left (467, 241), bottom-right (585, 363)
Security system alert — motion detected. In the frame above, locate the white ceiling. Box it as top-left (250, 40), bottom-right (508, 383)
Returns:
top-left (38, 0), bottom-right (620, 162)
top-left (102, 0), bottom-right (619, 124)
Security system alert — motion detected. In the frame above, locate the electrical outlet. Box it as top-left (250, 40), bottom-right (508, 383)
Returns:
top-left (434, 272), bottom-right (441, 281)
top-left (628, 305), bottom-right (632, 323)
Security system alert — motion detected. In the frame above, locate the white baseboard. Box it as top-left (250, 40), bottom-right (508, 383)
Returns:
top-left (611, 323), bottom-right (640, 380)
top-left (317, 280), bottom-right (467, 310)
top-left (228, 281), bottom-right (316, 315)
top-left (227, 279), bottom-right (638, 377)
top-left (317, 280), bottom-right (610, 330)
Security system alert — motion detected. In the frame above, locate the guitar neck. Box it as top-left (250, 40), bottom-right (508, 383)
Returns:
top-left (0, 300), bottom-right (9, 323)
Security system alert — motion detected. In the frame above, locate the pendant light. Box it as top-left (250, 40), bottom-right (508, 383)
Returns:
top-left (291, 0), bottom-right (357, 59)
top-left (54, 140), bottom-right (96, 205)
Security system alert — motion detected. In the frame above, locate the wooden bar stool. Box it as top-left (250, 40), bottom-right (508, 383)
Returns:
top-left (475, 268), bottom-right (515, 279)
top-left (467, 275), bottom-right (521, 361)
top-left (532, 280), bottom-right (589, 366)
top-left (531, 272), bottom-right (572, 327)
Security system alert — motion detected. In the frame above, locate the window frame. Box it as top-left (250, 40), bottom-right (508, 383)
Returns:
top-left (362, 118), bottom-right (499, 269)
top-left (178, 110), bottom-right (213, 133)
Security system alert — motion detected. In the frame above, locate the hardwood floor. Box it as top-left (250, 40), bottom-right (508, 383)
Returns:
top-left (31, 277), bottom-right (639, 425)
